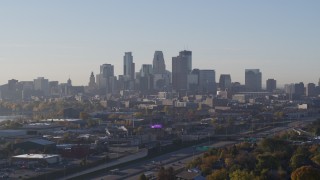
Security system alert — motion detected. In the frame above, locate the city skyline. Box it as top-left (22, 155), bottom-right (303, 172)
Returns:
top-left (1, 1), bottom-right (319, 86)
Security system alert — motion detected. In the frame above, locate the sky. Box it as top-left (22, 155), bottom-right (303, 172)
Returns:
top-left (0, 0), bottom-right (319, 86)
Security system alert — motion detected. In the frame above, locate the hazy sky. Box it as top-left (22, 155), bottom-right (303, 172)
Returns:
top-left (0, 0), bottom-right (319, 86)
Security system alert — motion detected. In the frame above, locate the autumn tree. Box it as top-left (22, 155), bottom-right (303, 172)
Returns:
top-left (207, 168), bottom-right (228, 180)
top-left (139, 173), bottom-right (147, 180)
top-left (229, 169), bottom-right (255, 180)
top-left (290, 153), bottom-right (309, 170)
top-left (291, 166), bottom-right (320, 180)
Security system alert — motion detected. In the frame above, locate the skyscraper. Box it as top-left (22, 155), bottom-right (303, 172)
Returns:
top-left (96, 64), bottom-right (115, 94)
top-left (123, 52), bottom-right (135, 80)
top-left (88, 72), bottom-right (96, 87)
top-left (100, 64), bottom-right (114, 78)
top-left (266, 79), bottom-right (276, 92)
top-left (245, 69), bottom-right (262, 92)
top-left (153, 51), bottom-right (165, 74)
top-left (306, 83), bottom-right (316, 97)
top-left (179, 50), bottom-right (192, 72)
top-left (199, 70), bottom-right (216, 94)
top-left (139, 64), bottom-right (153, 93)
top-left (140, 64), bottom-right (153, 77)
top-left (219, 74), bottom-right (232, 90)
top-left (172, 50), bottom-right (192, 91)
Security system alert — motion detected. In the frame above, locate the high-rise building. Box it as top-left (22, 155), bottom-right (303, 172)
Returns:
top-left (123, 52), bottom-right (135, 80)
top-left (153, 51), bottom-right (165, 74)
top-left (152, 51), bottom-right (170, 91)
top-left (266, 79), bottom-right (276, 92)
top-left (306, 83), bottom-right (316, 97)
top-left (199, 70), bottom-right (216, 94)
top-left (34, 77), bottom-right (49, 96)
top-left (245, 69), bottom-right (262, 92)
top-left (139, 64), bottom-right (153, 93)
top-left (140, 64), bottom-right (153, 77)
top-left (188, 69), bottom-right (199, 93)
top-left (284, 83), bottom-right (295, 100)
top-left (8, 79), bottom-right (18, 91)
top-left (101, 64), bottom-right (114, 78)
top-left (294, 82), bottom-right (304, 97)
top-left (179, 50), bottom-right (192, 72)
top-left (97, 64), bottom-right (115, 94)
top-left (219, 74), bottom-right (232, 91)
top-left (172, 50), bottom-right (192, 91)
top-left (88, 72), bottom-right (96, 87)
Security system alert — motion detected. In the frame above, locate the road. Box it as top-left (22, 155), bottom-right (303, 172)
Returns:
top-left (91, 141), bottom-right (236, 180)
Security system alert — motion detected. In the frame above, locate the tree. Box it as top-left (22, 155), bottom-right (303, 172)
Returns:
top-left (139, 173), bottom-right (147, 180)
top-left (311, 154), bottom-right (320, 166)
top-left (157, 166), bottom-right (175, 180)
top-left (207, 168), bottom-right (228, 180)
top-left (79, 112), bottom-right (89, 120)
top-left (157, 167), bottom-right (166, 180)
top-left (291, 166), bottom-right (320, 180)
top-left (290, 154), bottom-right (309, 170)
top-left (229, 170), bottom-right (255, 180)
top-left (165, 166), bottom-right (175, 180)
top-left (256, 153), bottom-right (279, 171)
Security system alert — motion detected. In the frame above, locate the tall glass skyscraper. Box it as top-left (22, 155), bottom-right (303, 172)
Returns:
top-left (219, 74), bottom-right (232, 90)
top-left (172, 50), bottom-right (192, 91)
top-left (123, 52), bottom-right (135, 80)
top-left (153, 51), bottom-right (166, 74)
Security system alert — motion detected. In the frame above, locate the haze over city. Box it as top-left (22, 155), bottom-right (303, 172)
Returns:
top-left (1, 0), bottom-right (320, 86)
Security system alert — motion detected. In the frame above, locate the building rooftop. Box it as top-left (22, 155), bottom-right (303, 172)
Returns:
top-left (28, 139), bottom-right (55, 145)
top-left (12, 154), bottom-right (60, 159)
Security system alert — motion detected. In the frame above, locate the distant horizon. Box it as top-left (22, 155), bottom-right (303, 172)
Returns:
top-left (1, 1), bottom-right (319, 86)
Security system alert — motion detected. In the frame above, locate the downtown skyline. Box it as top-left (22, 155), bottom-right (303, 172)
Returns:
top-left (1, 0), bottom-right (320, 86)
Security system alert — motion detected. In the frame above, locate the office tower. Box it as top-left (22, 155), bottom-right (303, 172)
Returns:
top-left (172, 50), bottom-right (192, 91)
top-left (34, 77), bottom-right (49, 96)
top-left (199, 70), bottom-right (216, 94)
top-left (123, 52), bottom-right (135, 80)
top-left (97, 64), bottom-right (115, 94)
top-left (188, 69), bottom-right (199, 93)
top-left (49, 81), bottom-right (59, 96)
top-left (100, 64), bottom-right (114, 78)
top-left (179, 50), bottom-right (192, 72)
top-left (152, 51), bottom-right (170, 91)
top-left (153, 51), bottom-right (165, 74)
top-left (245, 69), bottom-right (262, 91)
top-left (266, 79), bottom-right (277, 92)
top-left (139, 64), bottom-right (153, 92)
top-left (294, 82), bottom-right (304, 97)
top-left (284, 83), bottom-right (295, 100)
top-left (219, 74), bottom-right (232, 90)
top-left (306, 83), bottom-right (316, 97)
top-left (140, 64), bottom-right (153, 77)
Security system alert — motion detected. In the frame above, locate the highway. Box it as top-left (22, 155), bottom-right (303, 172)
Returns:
top-left (91, 141), bottom-right (236, 180)
top-left (62, 116), bottom-right (319, 180)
